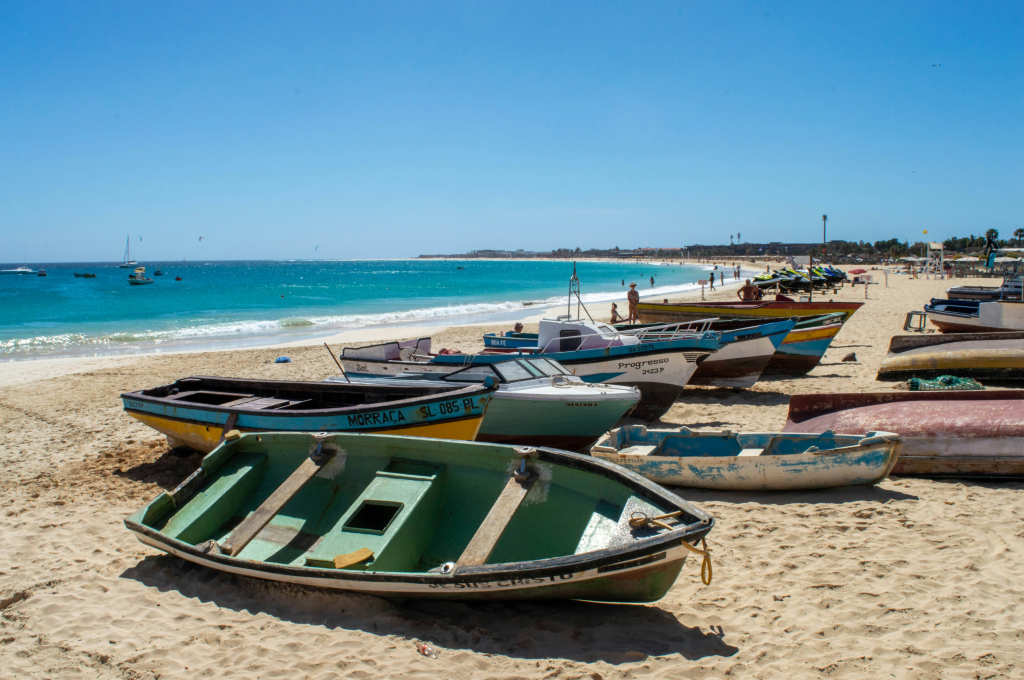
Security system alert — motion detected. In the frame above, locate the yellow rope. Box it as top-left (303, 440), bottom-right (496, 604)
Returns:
top-left (629, 511), bottom-right (713, 585)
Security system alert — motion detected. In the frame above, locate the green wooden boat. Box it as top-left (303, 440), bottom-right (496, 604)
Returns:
top-left (125, 431), bottom-right (715, 602)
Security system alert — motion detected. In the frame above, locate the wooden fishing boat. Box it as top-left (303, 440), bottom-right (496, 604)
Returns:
top-left (636, 300), bottom-right (863, 325)
top-left (618, 318), bottom-right (796, 388)
top-left (925, 298), bottom-right (1024, 333)
top-left (125, 431), bottom-right (715, 602)
top-left (340, 318), bottom-right (721, 421)
top-left (483, 331), bottom-right (538, 349)
top-left (122, 376), bottom-right (497, 453)
top-left (947, 274), bottom-right (1023, 301)
top-left (760, 313), bottom-right (846, 376)
top-left (329, 356), bottom-right (641, 452)
top-left (783, 391), bottom-right (1024, 477)
top-left (877, 332), bottom-right (1024, 381)
top-left (591, 425), bottom-right (900, 490)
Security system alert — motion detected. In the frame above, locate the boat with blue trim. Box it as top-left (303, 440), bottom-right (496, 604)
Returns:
top-left (121, 375), bottom-right (497, 453)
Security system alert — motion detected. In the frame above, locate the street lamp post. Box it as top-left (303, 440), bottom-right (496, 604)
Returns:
top-left (822, 214), bottom-right (828, 253)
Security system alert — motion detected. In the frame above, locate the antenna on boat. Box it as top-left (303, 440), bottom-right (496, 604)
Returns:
top-left (324, 343), bottom-right (351, 383)
top-left (567, 262), bottom-right (594, 322)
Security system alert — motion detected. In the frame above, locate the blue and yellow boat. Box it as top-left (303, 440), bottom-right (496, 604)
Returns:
top-left (121, 375), bottom-right (497, 453)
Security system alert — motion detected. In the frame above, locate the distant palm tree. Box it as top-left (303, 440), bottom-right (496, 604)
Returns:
top-left (986, 228), bottom-right (999, 242)
top-left (737, 232), bottom-right (741, 244)
top-left (1015, 228), bottom-right (1024, 246)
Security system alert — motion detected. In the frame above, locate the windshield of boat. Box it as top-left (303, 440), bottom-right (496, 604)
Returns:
top-left (441, 358), bottom-right (570, 383)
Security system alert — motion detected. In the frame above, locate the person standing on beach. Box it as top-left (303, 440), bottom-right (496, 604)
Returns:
top-left (737, 279), bottom-right (759, 301)
top-left (708, 275), bottom-right (715, 291)
top-left (720, 271), bottom-right (724, 287)
top-left (650, 275), bottom-right (654, 288)
top-left (626, 283), bottom-right (640, 322)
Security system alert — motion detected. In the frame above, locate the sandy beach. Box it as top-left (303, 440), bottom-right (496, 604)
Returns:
top-left (2, 268), bottom-right (1021, 679)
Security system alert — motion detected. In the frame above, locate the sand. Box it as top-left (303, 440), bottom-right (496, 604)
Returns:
top-left (2, 268), bottom-right (1021, 679)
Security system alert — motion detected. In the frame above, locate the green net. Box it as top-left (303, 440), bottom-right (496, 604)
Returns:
top-left (907, 375), bottom-right (985, 391)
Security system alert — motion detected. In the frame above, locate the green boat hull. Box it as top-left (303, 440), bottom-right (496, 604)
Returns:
top-left (125, 432), bottom-right (713, 602)
top-left (477, 392), bottom-right (638, 452)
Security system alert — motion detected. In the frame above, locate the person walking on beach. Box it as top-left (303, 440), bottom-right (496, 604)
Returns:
top-left (737, 279), bottom-right (759, 301)
top-left (626, 283), bottom-right (640, 322)
top-left (708, 275), bottom-right (715, 292)
top-left (610, 303), bottom-right (623, 324)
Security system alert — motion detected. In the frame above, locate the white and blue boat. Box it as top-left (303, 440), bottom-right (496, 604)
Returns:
top-left (330, 356), bottom-right (641, 452)
top-left (339, 318), bottom-right (722, 421)
top-left (591, 425), bottom-right (901, 491)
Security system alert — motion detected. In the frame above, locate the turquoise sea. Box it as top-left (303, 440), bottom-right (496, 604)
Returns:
top-left (0, 259), bottom-right (730, 360)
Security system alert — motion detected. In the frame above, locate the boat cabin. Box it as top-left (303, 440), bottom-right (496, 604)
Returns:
top-left (536, 318), bottom-right (637, 353)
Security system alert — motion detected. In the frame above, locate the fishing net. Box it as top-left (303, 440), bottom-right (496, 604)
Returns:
top-left (907, 375), bottom-right (985, 391)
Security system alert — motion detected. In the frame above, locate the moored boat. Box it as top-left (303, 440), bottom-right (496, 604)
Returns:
top-left (0, 266), bottom-right (37, 275)
top-left (125, 431), bottom-right (715, 602)
top-left (877, 332), bottom-right (1024, 381)
top-left (340, 318), bottom-right (721, 421)
top-left (783, 391), bottom-right (1024, 477)
top-left (618, 318), bottom-right (796, 388)
top-left (925, 298), bottom-right (1024, 333)
top-left (760, 312), bottom-right (846, 376)
top-left (591, 425), bottom-right (901, 490)
top-left (122, 375), bottom-right (497, 453)
top-left (637, 299), bottom-right (864, 325)
top-left (328, 356), bottom-right (641, 452)
top-left (128, 267), bottom-right (154, 285)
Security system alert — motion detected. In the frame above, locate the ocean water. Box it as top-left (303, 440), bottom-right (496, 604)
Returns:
top-left (0, 259), bottom-right (734, 360)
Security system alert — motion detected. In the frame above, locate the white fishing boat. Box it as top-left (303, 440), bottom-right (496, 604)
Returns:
top-left (0, 266), bottom-right (37, 275)
top-left (328, 355), bottom-right (641, 452)
top-left (591, 425), bottom-right (902, 491)
top-left (119, 235), bottom-right (139, 268)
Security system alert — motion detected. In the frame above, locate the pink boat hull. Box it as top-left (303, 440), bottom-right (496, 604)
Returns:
top-left (783, 391), bottom-right (1024, 477)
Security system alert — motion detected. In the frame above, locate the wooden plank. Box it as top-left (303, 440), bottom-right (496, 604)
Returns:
top-left (334, 548), bottom-right (374, 569)
top-left (457, 472), bottom-right (536, 567)
top-left (220, 450), bottom-right (334, 557)
top-left (216, 413), bottom-right (238, 445)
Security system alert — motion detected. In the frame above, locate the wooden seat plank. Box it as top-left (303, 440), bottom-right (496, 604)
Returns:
top-left (220, 450), bottom-right (333, 557)
top-left (457, 472), bottom-right (536, 567)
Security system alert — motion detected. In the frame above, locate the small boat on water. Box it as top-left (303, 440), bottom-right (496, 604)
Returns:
top-left (1, 267), bottom-right (37, 275)
top-left (877, 332), bottom-right (1024, 381)
top-left (591, 425), bottom-right (901, 490)
top-left (925, 298), bottom-right (1024, 333)
top-left (783, 391), bottom-right (1024, 477)
top-left (75, 273), bottom-right (97, 278)
top-left (637, 299), bottom-right (864, 325)
top-left (128, 267), bottom-right (154, 285)
top-left (119, 235), bottom-right (139, 268)
top-left (175, 276), bottom-right (183, 281)
top-left (328, 355), bottom-right (641, 452)
top-left (37, 269), bottom-right (46, 277)
top-left (154, 270), bottom-right (165, 276)
top-left (341, 318), bottom-right (721, 421)
top-left (122, 375), bottom-right (497, 453)
top-left (125, 431), bottom-right (715, 602)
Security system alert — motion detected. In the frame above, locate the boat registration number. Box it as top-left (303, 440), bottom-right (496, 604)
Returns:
top-left (126, 400), bottom-right (145, 410)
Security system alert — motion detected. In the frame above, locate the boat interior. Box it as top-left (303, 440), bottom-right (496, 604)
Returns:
top-left (134, 433), bottom-right (689, 572)
top-left (133, 375), bottom-right (476, 411)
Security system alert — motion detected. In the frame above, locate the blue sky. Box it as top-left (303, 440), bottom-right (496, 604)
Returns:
top-left (2, 2), bottom-right (1021, 262)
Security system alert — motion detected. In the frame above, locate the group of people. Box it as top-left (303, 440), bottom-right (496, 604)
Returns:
top-left (609, 281), bottom-right (641, 323)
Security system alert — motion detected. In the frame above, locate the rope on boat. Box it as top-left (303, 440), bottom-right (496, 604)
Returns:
top-left (629, 511), bottom-right (713, 585)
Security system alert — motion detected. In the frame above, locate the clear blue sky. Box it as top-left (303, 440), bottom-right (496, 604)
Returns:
top-left (2, 2), bottom-right (1021, 262)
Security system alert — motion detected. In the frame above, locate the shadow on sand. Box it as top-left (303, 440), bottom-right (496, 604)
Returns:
top-left (672, 483), bottom-right (919, 506)
top-left (120, 555), bottom-right (738, 664)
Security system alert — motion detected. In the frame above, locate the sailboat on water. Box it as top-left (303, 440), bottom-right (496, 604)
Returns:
top-left (119, 235), bottom-right (139, 269)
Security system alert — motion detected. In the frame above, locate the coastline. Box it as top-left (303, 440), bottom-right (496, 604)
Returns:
top-left (0, 258), bottom-right (760, 367)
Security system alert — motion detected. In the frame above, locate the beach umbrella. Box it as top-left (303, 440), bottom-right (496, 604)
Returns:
top-left (849, 268), bottom-right (867, 274)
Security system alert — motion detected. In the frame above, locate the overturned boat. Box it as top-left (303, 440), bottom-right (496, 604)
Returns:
top-left (783, 391), bottom-right (1024, 477)
top-left (877, 332), bottom-right (1024, 381)
top-left (125, 432), bottom-right (715, 602)
top-left (122, 376), bottom-right (497, 453)
top-left (591, 425), bottom-right (900, 490)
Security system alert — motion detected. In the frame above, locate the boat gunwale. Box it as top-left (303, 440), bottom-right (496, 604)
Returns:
top-left (121, 375), bottom-right (496, 419)
top-left (124, 440), bottom-right (714, 585)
